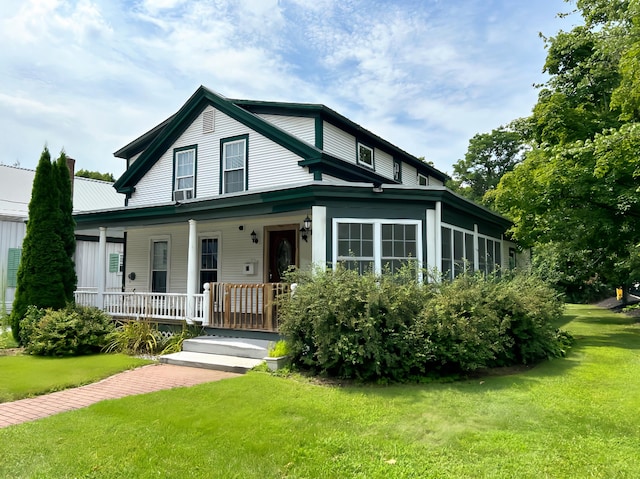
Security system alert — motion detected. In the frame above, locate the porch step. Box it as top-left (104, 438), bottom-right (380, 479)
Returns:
top-left (182, 336), bottom-right (271, 360)
top-left (159, 351), bottom-right (263, 373)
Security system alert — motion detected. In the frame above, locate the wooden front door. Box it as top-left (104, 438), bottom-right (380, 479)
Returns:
top-left (267, 229), bottom-right (297, 282)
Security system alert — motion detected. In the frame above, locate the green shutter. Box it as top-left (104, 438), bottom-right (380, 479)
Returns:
top-left (7, 248), bottom-right (21, 287)
top-left (109, 253), bottom-right (120, 273)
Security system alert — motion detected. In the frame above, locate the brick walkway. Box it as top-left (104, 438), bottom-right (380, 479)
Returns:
top-left (0, 364), bottom-right (239, 429)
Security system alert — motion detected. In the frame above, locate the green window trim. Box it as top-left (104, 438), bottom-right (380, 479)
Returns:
top-left (220, 134), bottom-right (249, 194)
top-left (172, 145), bottom-right (197, 201)
top-left (7, 248), bottom-right (21, 287)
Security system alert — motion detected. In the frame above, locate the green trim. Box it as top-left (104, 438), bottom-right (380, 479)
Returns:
top-left (356, 141), bottom-right (375, 170)
top-left (172, 144), bottom-right (197, 200)
top-left (313, 170), bottom-right (323, 181)
top-left (299, 154), bottom-right (389, 185)
top-left (314, 116), bottom-right (323, 149)
top-left (109, 253), bottom-right (120, 273)
top-left (220, 134), bottom-right (249, 194)
top-left (75, 184), bottom-right (511, 232)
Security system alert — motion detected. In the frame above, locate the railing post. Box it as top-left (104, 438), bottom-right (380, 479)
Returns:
top-left (203, 283), bottom-right (211, 327)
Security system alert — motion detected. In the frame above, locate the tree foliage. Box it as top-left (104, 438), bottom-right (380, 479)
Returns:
top-left (75, 169), bottom-right (115, 182)
top-left (10, 148), bottom-right (77, 342)
top-left (448, 124), bottom-right (526, 207)
top-left (493, 0), bottom-right (640, 300)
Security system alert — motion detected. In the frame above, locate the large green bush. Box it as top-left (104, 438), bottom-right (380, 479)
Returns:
top-left (279, 267), bottom-right (570, 381)
top-left (21, 305), bottom-right (115, 356)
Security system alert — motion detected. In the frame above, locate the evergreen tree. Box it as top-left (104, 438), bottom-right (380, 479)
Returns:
top-left (10, 148), bottom-right (68, 342)
top-left (55, 152), bottom-right (77, 301)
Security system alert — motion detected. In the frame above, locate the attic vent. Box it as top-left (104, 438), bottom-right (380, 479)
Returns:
top-left (203, 109), bottom-right (215, 133)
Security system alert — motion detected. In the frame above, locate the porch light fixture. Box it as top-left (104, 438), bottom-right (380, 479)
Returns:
top-left (300, 215), bottom-right (312, 242)
top-left (251, 230), bottom-right (258, 244)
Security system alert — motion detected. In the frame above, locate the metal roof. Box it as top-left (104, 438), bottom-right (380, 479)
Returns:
top-left (0, 165), bottom-right (124, 221)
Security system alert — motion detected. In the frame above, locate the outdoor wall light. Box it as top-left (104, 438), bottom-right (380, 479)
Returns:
top-left (251, 230), bottom-right (258, 244)
top-left (300, 215), bottom-right (312, 242)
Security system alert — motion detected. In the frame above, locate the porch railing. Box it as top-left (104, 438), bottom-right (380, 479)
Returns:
top-left (74, 283), bottom-right (288, 331)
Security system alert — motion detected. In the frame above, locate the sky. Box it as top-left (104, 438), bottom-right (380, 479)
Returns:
top-left (0, 0), bottom-right (580, 178)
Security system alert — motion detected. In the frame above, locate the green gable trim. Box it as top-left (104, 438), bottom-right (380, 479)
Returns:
top-left (114, 86), bottom-right (321, 194)
top-left (7, 248), bottom-right (21, 287)
top-left (314, 116), bottom-right (323, 150)
top-left (299, 155), bottom-right (391, 185)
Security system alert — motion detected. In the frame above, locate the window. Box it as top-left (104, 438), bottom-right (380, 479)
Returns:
top-left (337, 223), bottom-right (374, 274)
top-left (418, 173), bottom-right (428, 186)
top-left (382, 223), bottom-right (417, 273)
top-left (7, 248), bottom-right (21, 287)
top-left (221, 136), bottom-right (248, 194)
top-left (200, 238), bottom-right (219, 287)
top-left (441, 225), bottom-right (476, 280)
top-left (174, 146), bottom-right (196, 200)
top-left (151, 240), bottom-right (168, 293)
top-left (478, 236), bottom-right (502, 275)
top-left (393, 159), bottom-right (402, 182)
top-left (357, 143), bottom-right (374, 169)
top-left (334, 219), bottom-right (422, 275)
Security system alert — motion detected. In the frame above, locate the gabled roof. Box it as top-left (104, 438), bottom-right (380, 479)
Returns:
top-left (112, 86), bottom-right (448, 195)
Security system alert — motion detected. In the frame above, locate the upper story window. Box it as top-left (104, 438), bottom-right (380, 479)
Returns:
top-left (393, 159), bottom-right (402, 182)
top-left (418, 173), bottom-right (428, 186)
top-left (357, 142), bottom-right (374, 169)
top-left (174, 146), bottom-right (196, 201)
top-left (221, 135), bottom-right (248, 194)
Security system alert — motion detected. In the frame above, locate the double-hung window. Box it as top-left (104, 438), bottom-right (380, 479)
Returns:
top-left (334, 219), bottom-right (422, 276)
top-left (174, 146), bottom-right (196, 200)
top-left (200, 237), bottom-right (219, 287)
top-left (151, 240), bottom-right (168, 293)
top-left (441, 225), bottom-right (475, 280)
top-left (221, 135), bottom-right (248, 194)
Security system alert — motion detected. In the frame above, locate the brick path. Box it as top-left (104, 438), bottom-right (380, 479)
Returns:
top-left (0, 364), bottom-right (239, 428)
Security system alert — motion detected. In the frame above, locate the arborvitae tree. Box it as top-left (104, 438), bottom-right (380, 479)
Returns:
top-left (10, 148), bottom-right (68, 342)
top-left (55, 152), bottom-right (77, 301)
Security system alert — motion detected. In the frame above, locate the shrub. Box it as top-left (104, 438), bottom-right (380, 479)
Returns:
top-left (279, 267), bottom-right (571, 381)
top-left (22, 305), bottom-right (115, 356)
top-left (160, 322), bottom-right (203, 355)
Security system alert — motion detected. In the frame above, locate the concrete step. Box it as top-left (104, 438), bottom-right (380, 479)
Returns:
top-left (182, 336), bottom-right (270, 360)
top-left (159, 351), bottom-right (264, 374)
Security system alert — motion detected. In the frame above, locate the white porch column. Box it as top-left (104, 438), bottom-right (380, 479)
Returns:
top-left (97, 227), bottom-right (107, 309)
top-left (186, 219), bottom-right (198, 320)
top-left (434, 201), bottom-right (442, 279)
top-left (473, 224), bottom-right (480, 271)
top-left (426, 209), bottom-right (437, 273)
top-left (311, 205), bottom-right (327, 269)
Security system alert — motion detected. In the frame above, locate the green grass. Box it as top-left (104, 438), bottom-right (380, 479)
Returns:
top-left (0, 354), bottom-right (152, 403)
top-left (1, 304), bottom-right (639, 478)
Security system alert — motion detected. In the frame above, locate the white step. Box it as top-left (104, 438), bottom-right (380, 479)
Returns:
top-left (182, 336), bottom-right (270, 360)
top-left (159, 351), bottom-right (264, 373)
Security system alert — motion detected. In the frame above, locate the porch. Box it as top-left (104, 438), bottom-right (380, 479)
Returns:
top-left (74, 282), bottom-right (290, 332)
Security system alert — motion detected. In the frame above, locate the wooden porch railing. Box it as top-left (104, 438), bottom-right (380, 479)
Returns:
top-left (205, 283), bottom-right (289, 332)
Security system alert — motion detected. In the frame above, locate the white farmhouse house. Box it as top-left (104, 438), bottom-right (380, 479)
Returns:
top-left (73, 86), bottom-right (523, 333)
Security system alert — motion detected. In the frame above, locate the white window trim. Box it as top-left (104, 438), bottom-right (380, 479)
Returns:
top-left (222, 138), bottom-right (247, 194)
top-left (149, 236), bottom-right (171, 293)
top-left (418, 173), bottom-right (429, 186)
top-left (357, 143), bottom-right (375, 169)
top-left (440, 222), bottom-right (502, 278)
top-left (332, 218), bottom-right (423, 278)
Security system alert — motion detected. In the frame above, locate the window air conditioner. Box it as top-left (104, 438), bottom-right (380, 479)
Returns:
top-left (173, 189), bottom-right (193, 201)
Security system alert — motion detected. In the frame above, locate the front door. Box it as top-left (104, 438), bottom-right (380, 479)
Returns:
top-left (268, 229), bottom-right (297, 282)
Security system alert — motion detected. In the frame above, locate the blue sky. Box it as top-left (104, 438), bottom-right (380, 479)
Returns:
top-left (0, 0), bottom-right (579, 178)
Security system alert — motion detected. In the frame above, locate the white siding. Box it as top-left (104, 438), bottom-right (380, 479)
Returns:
top-left (0, 220), bottom-right (26, 312)
top-left (127, 107), bottom-right (313, 207)
top-left (75, 240), bottom-right (123, 291)
top-left (323, 121), bottom-right (356, 164)
top-left (258, 114), bottom-right (315, 145)
top-left (375, 149), bottom-right (394, 180)
top-left (401, 163), bottom-right (443, 187)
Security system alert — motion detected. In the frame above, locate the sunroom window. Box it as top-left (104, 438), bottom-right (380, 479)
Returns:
top-left (334, 219), bottom-right (421, 275)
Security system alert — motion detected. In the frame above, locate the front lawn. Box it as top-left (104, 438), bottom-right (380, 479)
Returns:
top-left (1, 304), bottom-right (639, 478)
top-left (0, 354), bottom-right (152, 403)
